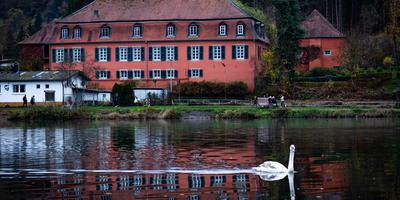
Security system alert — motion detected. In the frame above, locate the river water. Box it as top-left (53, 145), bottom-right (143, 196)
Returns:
top-left (0, 119), bottom-right (399, 200)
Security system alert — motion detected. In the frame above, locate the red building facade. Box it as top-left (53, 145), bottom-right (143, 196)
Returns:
top-left (20, 0), bottom-right (269, 91)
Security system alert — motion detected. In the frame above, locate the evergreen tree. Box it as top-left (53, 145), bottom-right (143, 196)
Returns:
top-left (4, 28), bottom-right (18, 59)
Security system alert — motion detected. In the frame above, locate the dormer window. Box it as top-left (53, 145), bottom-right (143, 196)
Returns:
top-left (132, 24), bottom-right (143, 37)
top-left (166, 24), bottom-right (176, 37)
top-left (219, 23), bottom-right (227, 36)
top-left (236, 22), bottom-right (246, 36)
top-left (188, 23), bottom-right (199, 37)
top-left (100, 25), bottom-right (111, 38)
top-left (73, 26), bottom-right (82, 39)
top-left (61, 27), bottom-right (69, 39)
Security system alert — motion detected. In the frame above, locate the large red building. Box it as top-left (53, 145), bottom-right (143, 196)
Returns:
top-left (20, 0), bottom-right (269, 91)
top-left (298, 10), bottom-right (345, 72)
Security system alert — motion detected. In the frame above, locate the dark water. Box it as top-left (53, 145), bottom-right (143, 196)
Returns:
top-left (0, 119), bottom-right (399, 200)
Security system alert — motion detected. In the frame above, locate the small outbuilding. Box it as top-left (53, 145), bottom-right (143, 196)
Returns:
top-left (0, 70), bottom-right (110, 107)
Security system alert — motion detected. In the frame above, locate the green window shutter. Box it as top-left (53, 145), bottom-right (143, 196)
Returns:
top-left (200, 46), bottom-right (204, 60)
top-left (149, 47), bottom-right (153, 61)
top-left (115, 47), bottom-right (120, 61)
top-left (149, 70), bottom-right (154, 78)
top-left (95, 48), bottom-right (99, 62)
top-left (96, 71), bottom-right (99, 79)
top-left (187, 69), bottom-right (191, 77)
top-left (128, 47), bottom-right (133, 61)
top-left (107, 71), bottom-right (111, 79)
top-left (107, 48), bottom-right (111, 61)
top-left (209, 46), bottom-right (213, 60)
top-left (116, 71), bottom-right (120, 79)
top-left (175, 70), bottom-right (178, 78)
top-left (161, 47), bottom-right (166, 61)
top-left (222, 46), bottom-right (225, 60)
top-left (174, 47), bottom-right (178, 61)
top-left (52, 49), bottom-right (56, 63)
top-left (161, 70), bottom-right (166, 78)
top-left (141, 70), bottom-right (145, 78)
top-left (200, 69), bottom-right (203, 77)
top-left (69, 49), bottom-right (73, 62)
top-left (141, 47), bottom-right (145, 61)
top-left (81, 48), bottom-right (85, 62)
top-left (232, 45), bottom-right (236, 60)
top-left (245, 45), bottom-right (249, 59)
top-left (187, 47), bottom-right (191, 60)
top-left (64, 49), bottom-right (68, 62)
top-left (128, 71), bottom-right (133, 79)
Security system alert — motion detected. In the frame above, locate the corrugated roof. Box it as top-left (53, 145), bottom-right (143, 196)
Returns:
top-left (59, 0), bottom-right (250, 23)
top-left (19, 20), bottom-right (58, 44)
top-left (0, 71), bottom-right (90, 82)
top-left (301, 9), bottom-right (344, 38)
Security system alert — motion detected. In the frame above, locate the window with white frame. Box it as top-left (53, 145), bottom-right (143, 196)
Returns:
top-left (166, 69), bottom-right (175, 79)
top-left (61, 27), bottom-right (69, 39)
top-left (191, 46), bottom-right (200, 60)
top-left (56, 49), bottom-right (65, 63)
top-left (13, 84), bottom-right (26, 93)
top-left (119, 47), bottom-right (128, 61)
top-left (166, 46), bottom-right (175, 61)
top-left (236, 45), bottom-right (245, 59)
top-left (72, 48), bottom-right (82, 62)
top-left (133, 47), bottom-right (142, 61)
top-left (167, 25), bottom-right (175, 37)
top-left (133, 70), bottom-right (142, 79)
top-left (152, 47), bottom-right (161, 61)
top-left (152, 70), bottom-right (162, 79)
top-left (73, 27), bottom-right (81, 39)
top-left (190, 69), bottom-right (201, 78)
top-left (189, 24), bottom-right (198, 36)
top-left (219, 24), bottom-right (227, 36)
top-left (324, 50), bottom-right (332, 56)
top-left (119, 70), bottom-right (128, 80)
top-left (237, 24), bottom-right (245, 36)
top-left (100, 26), bottom-right (111, 38)
top-left (213, 46), bottom-right (222, 60)
top-left (98, 71), bottom-right (108, 79)
top-left (99, 47), bottom-right (108, 62)
top-left (133, 25), bottom-right (142, 37)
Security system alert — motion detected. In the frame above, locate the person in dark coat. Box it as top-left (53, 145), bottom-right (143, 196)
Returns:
top-left (30, 96), bottom-right (35, 106)
top-left (23, 95), bottom-right (27, 107)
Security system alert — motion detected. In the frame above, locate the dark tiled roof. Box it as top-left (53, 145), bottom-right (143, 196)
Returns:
top-left (59, 0), bottom-right (250, 23)
top-left (301, 10), bottom-right (344, 38)
top-left (19, 20), bottom-right (58, 44)
top-left (0, 71), bottom-right (90, 82)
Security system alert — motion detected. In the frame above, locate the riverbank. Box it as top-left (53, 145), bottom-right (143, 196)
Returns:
top-left (2, 103), bottom-right (400, 121)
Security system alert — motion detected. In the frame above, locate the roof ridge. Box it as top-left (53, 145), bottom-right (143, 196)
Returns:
top-left (59, 0), bottom-right (98, 23)
top-left (228, 0), bottom-right (252, 19)
top-left (308, 9), bottom-right (342, 36)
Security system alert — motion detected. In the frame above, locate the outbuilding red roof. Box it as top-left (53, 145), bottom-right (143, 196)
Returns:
top-left (59, 0), bottom-right (251, 23)
top-left (19, 20), bottom-right (57, 44)
top-left (301, 9), bottom-right (344, 38)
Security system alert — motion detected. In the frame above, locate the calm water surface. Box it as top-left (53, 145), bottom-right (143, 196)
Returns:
top-left (0, 119), bottom-right (399, 200)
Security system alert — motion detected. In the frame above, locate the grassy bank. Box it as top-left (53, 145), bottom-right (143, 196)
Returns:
top-left (3, 105), bottom-right (400, 121)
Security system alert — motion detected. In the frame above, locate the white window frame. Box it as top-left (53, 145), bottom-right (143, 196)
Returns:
top-left (324, 50), bottom-right (332, 56)
top-left (98, 71), bottom-right (108, 80)
top-left (12, 84), bottom-right (26, 93)
top-left (191, 46), bottom-right (200, 61)
top-left (152, 69), bottom-right (162, 79)
top-left (61, 28), bottom-right (69, 39)
top-left (133, 26), bottom-right (142, 37)
top-left (100, 26), bottom-right (111, 38)
top-left (189, 25), bottom-right (198, 37)
top-left (166, 46), bottom-right (175, 61)
top-left (166, 69), bottom-right (175, 79)
top-left (99, 47), bottom-right (108, 62)
top-left (72, 48), bottom-right (81, 63)
top-left (133, 70), bottom-right (142, 79)
top-left (119, 47), bottom-right (128, 61)
top-left (236, 45), bottom-right (245, 60)
top-left (219, 25), bottom-right (227, 36)
top-left (152, 47), bottom-right (161, 61)
top-left (132, 47), bottom-right (142, 61)
top-left (167, 25), bottom-right (175, 37)
top-left (119, 70), bottom-right (128, 80)
top-left (190, 69), bottom-right (201, 78)
top-left (237, 24), bottom-right (244, 36)
top-left (213, 45), bottom-right (222, 60)
top-left (73, 28), bottom-right (81, 39)
top-left (55, 48), bottom-right (65, 63)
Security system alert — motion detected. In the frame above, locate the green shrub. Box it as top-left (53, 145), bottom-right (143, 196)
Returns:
top-left (309, 67), bottom-right (337, 77)
top-left (112, 81), bottom-right (137, 106)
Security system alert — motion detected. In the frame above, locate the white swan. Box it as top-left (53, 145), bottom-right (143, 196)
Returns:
top-left (253, 144), bottom-right (295, 174)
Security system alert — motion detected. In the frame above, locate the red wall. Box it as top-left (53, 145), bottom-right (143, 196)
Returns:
top-left (298, 38), bottom-right (345, 72)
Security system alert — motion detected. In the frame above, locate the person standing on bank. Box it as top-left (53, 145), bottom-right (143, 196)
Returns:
top-left (23, 95), bottom-right (28, 107)
top-left (30, 96), bottom-right (35, 106)
top-left (280, 96), bottom-right (285, 108)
